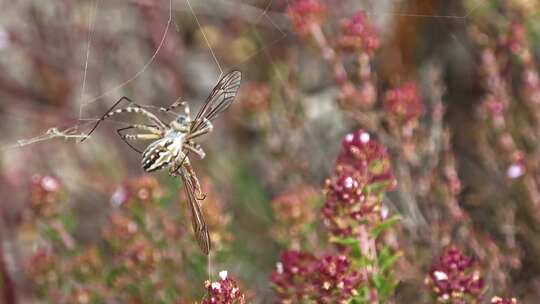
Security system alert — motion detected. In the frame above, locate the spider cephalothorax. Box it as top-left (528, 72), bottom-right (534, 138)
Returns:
top-left (81, 70), bottom-right (241, 254)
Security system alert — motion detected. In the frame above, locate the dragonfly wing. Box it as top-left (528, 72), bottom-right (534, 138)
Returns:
top-left (190, 70), bottom-right (241, 133)
top-left (180, 166), bottom-right (211, 255)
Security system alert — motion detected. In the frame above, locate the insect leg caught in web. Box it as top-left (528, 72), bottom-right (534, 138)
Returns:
top-left (81, 96), bottom-right (167, 142)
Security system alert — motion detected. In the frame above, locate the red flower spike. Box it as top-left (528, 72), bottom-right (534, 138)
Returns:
top-left (323, 130), bottom-right (395, 239)
top-left (338, 130), bottom-right (396, 190)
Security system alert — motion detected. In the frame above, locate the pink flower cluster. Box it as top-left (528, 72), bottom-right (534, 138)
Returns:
top-left (202, 271), bottom-right (246, 304)
top-left (29, 174), bottom-right (64, 217)
top-left (271, 250), bottom-right (364, 303)
top-left (323, 130), bottom-right (395, 238)
top-left (426, 246), bottom-right (485, 303)
top-left (336, 11), bottom-right (380, 54)
top-left (384, 81), bottom-right (424, 125)
top-left (24, 248), bottom-right (57, 287)
top-left (287, 0), bottom-right (327, 35)
top-left (504, 22), bottom-right (527, 54)
top-left (110, 175), bottom-right (164, 207)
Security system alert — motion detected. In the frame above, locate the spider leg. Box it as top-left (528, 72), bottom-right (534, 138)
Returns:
top-left (160, 99), bottom-right (191, 117)
top-left (129, 124), bottom-right (163, 135)
top-left (117, 125), bottom-right (162, 154)
top-left (81, 96), bottom-right (130, 142)
top-left (81, 96), bottom-right (167, 142)
top-left (185, 141), bottom-right (206, 159)
top-left (117, 126), bottom-right (143, 153)
top-left (187, 119), bottom-right (213, 140)
top-left (122, 133), bottom-right (161, 140)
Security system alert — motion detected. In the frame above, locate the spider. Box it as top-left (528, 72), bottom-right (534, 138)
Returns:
top-left (81, 70), bottom-right (241, 255)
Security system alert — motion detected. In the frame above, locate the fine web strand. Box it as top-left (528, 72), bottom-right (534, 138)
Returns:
top-left (78, 0), bottom-right (100, 127)
top-left (186, 0), bottom-right (223, 78)
top-left (80, 0), bottom-right (173, 110)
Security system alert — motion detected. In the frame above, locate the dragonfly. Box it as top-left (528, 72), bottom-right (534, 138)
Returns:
top-left (81, 70), bottom-right (242, 255)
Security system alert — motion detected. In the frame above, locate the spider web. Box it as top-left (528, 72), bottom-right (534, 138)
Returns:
top-left (0, 0), bottom-right (488, 152)
top-left (1, 0), bottom-right (281, 150)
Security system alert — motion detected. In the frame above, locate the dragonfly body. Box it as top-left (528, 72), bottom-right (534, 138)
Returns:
top-left (81, 70), bottom-right (242, 255)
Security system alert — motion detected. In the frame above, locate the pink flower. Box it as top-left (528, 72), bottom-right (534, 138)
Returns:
top-left (505, 22), bottom-right (527, 54)
top-left (111, 175), bottom-right (164, 208)
top-left (202, 271), bottom-right (246, 304)
top-left (426, 246), bottom-right (485, 302)
top-left (384, 81), bottom-right (424, 124)
top-left (271, 250), bottom-right (364, 303)
top-left (337, 130), bottom-right (395, 187)
top-left (484, 97), bottom-right (506, 117)
top-left (336, 11), bottom-right (380, 54)
top-left (287, 0), bottom-right (327, 35)
top-left (29, 174), bottom-right (65, 217)
top-left (323, 130), bottom-right (395, 238)
top-left (326, 169), bottom-right (364, 205)
top-left (24, 248), bottom-right (55, 277)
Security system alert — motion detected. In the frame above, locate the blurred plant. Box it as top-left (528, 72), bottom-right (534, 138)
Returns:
top-left (383, 81), bottom-right (424, 140)
top-left (271, 250), bottom-right (364, 303)
top-left (232, 81), bottom-right (273, 132)
top-left (22, 174), bottom-right (237, 303)
top-left (29, 174), bottom-right (65, 218)
top-left (26, 174), bottom-right (75, 252)
top-left (270, 185), bottom-right (320, 249)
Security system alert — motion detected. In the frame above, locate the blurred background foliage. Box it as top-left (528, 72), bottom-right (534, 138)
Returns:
top-left (0, 0), bottom-right (539, 303)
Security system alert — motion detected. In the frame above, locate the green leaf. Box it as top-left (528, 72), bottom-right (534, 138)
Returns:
top-left (329, 236), bottom-right (362, 258)
top-left (364, 181), bottom-right (392, 195)
top-left (379, 251), bottom-right (402, 274)
top-left (370, 215), bottom-right (401, 238)
top-left (372, 274), bottom-right (398, 299)
top-left (352, 285), bottom-right (370, 304)
top-left (372, 247), bottom-right (401, 299)
top-left (61, 212), bottom-right (77, 232)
